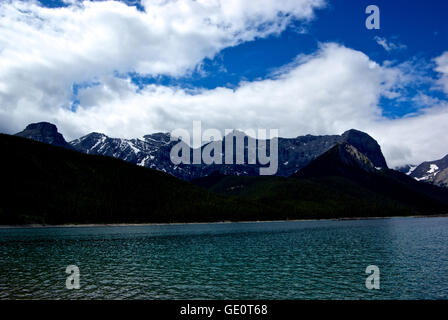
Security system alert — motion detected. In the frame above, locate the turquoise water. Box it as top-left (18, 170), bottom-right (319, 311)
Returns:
top-left (1, 217), bottom-right (448, 299)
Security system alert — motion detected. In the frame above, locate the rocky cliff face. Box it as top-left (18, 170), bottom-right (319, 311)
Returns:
top-left (292, 142), bottom-right (378, 180)
top-left (340, 129), bottom-right (387, 169)
top-left (14, 122), bottom-right (72, 149)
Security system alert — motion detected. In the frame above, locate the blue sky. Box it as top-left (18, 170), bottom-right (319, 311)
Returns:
top-left (1, 0), bottom-right (448, 166)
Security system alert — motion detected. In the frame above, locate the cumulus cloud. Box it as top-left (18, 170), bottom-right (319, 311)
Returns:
top-left (0, 0), bottom-right (325, 131)
top-left (60, 43), bottom-right (402, 138)
top-left (370, 101), bottom-right (448, 167)
top-left (0, 1), bottom-right (447, 168)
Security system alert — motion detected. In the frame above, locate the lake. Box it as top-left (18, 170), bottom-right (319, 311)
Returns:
top-left (1, 217), bottom-right (448, 299)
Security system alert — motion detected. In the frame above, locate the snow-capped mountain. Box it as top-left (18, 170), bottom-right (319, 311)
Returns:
top-left (15, 123), bottom-right (388, 181)
top-left (69, 128), bottom-right (388, 180)
top-left (69, 131), bottom-right (196, 178)
top-left (404, 155), bottom-right (448, 188)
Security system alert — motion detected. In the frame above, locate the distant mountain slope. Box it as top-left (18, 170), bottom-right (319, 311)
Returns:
top-left (293, 142), bottom-right (378, 178)
top-left (0, 134), bottom-right (275, 225)
top-left (293, 143), bottom-right (448, 211)
top-left (407, 154), bottom-right (448, 188)
top-left (193, 143), bottom-right (448, 218)
top-left (15, 122), bottom-right (388, 180)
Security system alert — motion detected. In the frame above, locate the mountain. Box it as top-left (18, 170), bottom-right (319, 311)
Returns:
top-left (2, 134), bottom-right (447, 224)
top-left (293, 142), bottom-right (378, 178)
top-left (68, 131), bottom-right (186, 174)
top-left (406, 154), bottom-right (448, 188)
top-left (16, 122), bottom-right (387, 181)
top-left (293, 143), bottom-right (448, 213)
top-left (14, 122), bottom-right (387, 180)
top-left (340, 129), bottom-right (387, 169)
top-left (66, 125), bottom-right (387, 180)
top-left (193, 143), bottom-right (448, 218)
top-left (14, 122), bottom-right (72, 149)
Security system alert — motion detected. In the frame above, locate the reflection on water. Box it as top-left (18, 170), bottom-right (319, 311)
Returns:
top-left (1, 217), bottom-right (448, 299)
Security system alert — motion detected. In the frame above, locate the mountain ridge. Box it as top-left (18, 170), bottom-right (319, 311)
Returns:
top-left (13, 122), bottom-right (388, 181)
top-left (407, 154), bottom-right (448, 188)
top-left (397, 154), bottom-right (448, 188)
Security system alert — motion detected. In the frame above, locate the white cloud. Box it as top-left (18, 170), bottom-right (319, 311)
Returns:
top-left (0, 0), bottom-right (325, 124)
top-left (374, 36), bottom-right (407, 52)
top-left (370, 101), bottom-right (448, 166)
top-left (435, 51), bottom-right (448, 94)
top-left (62, 43), bottom-right (401, 139)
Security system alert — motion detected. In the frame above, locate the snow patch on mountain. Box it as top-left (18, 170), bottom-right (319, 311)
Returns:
top-left (427, 164), bottom-right (439, 174)
top-left (406, 165), bottom-right (417, 175)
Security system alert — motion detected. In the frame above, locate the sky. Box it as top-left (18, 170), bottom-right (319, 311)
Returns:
top-left (0, 0), bottom-right (447, 167)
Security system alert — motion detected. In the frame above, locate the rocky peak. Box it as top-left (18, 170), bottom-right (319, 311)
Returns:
top-left (143, 132), bottom-right (173, 144)
top-left (341, 129), bottom-right (387, 169)
top-left (409, 153), bottom-right (448, 188)
top-left (15, 122), bottom-right (71, 149)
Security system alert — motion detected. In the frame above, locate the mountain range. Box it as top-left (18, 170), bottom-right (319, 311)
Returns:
top-left (1, 121), bottom-right (447, 224)
top-left (15, 122), bottom-right (447, 188)
top-left (16, 122), bottom-right (388, 180)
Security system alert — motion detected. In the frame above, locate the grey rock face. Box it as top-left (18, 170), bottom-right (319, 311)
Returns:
top-left (339, 143), bottom-right (377, 172)
top-left (293, 142), bottom-right (378, 180)
top-left (15, 122), bottom-right (72, 149)
top-left (340, 129), bottom-right (388, 169)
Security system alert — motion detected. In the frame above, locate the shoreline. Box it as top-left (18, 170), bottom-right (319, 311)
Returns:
top-left (1, 213), bottom-right (448, 229)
